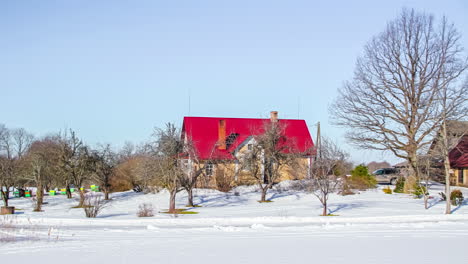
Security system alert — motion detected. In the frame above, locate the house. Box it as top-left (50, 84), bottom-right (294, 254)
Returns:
top-left (448, 121), bottom-right (468, 186)
top-left (429, 120), bottom-right (468, 186)
top-left (181, 111), bottom-right (314, 188)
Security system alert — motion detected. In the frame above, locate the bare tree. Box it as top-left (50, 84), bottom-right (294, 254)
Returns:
top-left (330, 9), bottom-right (468, 192)
top-left (90, 144), bottom-right (117, 200)
top-left (151, 123), bottom-right (184, 213)
top-left (416, 155), bottom-right (433, 209)
top-left (239, 121), bottom-right (298, 202)
top-left (430, 120), bottom-right (468, 214)
top-left (58, 130), bottom-right (93, 207)
top-left (0, 125), bottom-right (33, 207)
top-left (179, 140), bottom-right (217, 207)
top-left (309, 138), bottom-right (349, 216)
top-left (26, 138), bottom-right (60, 211)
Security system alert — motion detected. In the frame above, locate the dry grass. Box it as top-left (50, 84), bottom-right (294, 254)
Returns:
top-left (137, 203), bottom-right (154, 217)
top-left (160, 209), bottom-right (198, 214)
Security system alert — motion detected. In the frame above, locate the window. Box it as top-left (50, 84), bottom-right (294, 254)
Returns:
top-left (226, 133), bottom-right (239, 149)
top-left (459, 169), bottom-right (464, 184)
top-left (205, 163), bottom-right (214, 177)
top-left (373, 169), bottom-right (383, 175)
top-left (247, 144), bottom-right (253, 151)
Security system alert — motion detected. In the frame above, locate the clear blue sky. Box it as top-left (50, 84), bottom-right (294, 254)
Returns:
top-left (1, 0), bottom-right (467, 164)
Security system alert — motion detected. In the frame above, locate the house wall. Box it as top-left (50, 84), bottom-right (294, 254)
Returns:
top-left (453, 168), bottom-right (468, 186)
top-left (194, 157), bottom-right (310, 189)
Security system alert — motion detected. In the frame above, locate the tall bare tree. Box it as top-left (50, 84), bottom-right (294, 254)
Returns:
top-left (239, 121), bottom-right (297, 202)
top-left (90, 144), bottom-right (117, 200)
top-left (309, 138), bottom-right (348, 216)
top-left (23, 137), bottom-right (61, 211)
top-left (330, 9), bottom-right (468, 192)
top-left (58, 130), bottom-right (92, 207)
top-left (0, 125), bottom-right (33, 207)
top-left (151, 123), bottom-right (185, 213)
top-left (179, 139), bottom-right (218, 207)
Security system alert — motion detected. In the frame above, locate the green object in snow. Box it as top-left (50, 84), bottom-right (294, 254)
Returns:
top-left (70, 188), bottom-right (75, 193)
top-left (25, 190), bottom-right (31, 197)
top-left (14, 191), bottom-right (20, 198)
top-left (49, 190), bottom-right (56, 196)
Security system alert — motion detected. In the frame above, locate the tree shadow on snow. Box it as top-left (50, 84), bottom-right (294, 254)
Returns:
top-left (451, 199), bottom-right (467, 214)
top-left (196, 193), bottom-right (250, 208)
top-left (427, 198), bottom-right (443, 209)
top-left (327, 202), bottom-right (367, 214)
top-left (268, 191), bottom-right (301, 201)
top-left (98, 213), bottom-right (130, 218)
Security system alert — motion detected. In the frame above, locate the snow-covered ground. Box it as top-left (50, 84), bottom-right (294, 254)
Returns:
top-left (1, 182), bottom-right (467, 263)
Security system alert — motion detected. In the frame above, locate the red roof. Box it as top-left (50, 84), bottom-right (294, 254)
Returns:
top-left (450, 135), bottom-right (468, 168)
top-left (182, 116), bottom-right (314, 160)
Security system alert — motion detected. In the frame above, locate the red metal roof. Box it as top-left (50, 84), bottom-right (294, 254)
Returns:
top-left (450, 135), bottom-right (468, 168)
top-left (182, 116), bottom-right (314, 160)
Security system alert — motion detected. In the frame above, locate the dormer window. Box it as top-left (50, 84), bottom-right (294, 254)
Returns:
top-left (226, 133), bottom-right (239, 149)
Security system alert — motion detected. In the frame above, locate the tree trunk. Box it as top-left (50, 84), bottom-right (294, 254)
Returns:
top-left (78, 190), bottom-right (85, 207)
top-left (441, 121), bottom-right (452, 215)
top-left (444, 155), bottom-right (452, 214)
top-left (34, 183), bottom-right (43, 212)
top-left (104, 189), bottom-right (110, 200)
top-left (322, 201), bottom-right (328, 216)
top-left (404, 153), bottom-right (418, 193)
top-left (424, 195), bottom-right (428, 210)
top-left (260, 187), bottom-right (267, 202)
top-left (187, 188), bottom-right (194, 207)
top-left (66, 185), bottom-right (72, 199)
top-left (1, 190), bottom-right (8, 207)
top-left (168, 189), bottom-right (177, 213)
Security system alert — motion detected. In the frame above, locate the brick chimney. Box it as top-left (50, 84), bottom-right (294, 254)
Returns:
top-left (218, 119), bottom-right (226, 150)
top-left (270, 111), bottom-right (278, 122)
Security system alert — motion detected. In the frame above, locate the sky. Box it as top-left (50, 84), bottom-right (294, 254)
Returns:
top-left (1, 0), bottom-right (467, 165)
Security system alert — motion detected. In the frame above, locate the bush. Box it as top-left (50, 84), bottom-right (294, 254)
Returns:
top-left (348, 165), bottom-right (377, 190)
top-left (215, 169), bottom-right (234, 192)
top-left (340, 179), bottom-right (356, 195)
top-left (393, 177), bottom-right (405, 193)
top-left (137, 203), bottom-right (154, 217)
top-left (450, 189), bottom-right (464, 206)
top-left (83, 194), bottom-right (108, 218)
top-left (413, 185), bottom-right (427, 199)
top-left (383, 186), bottom-right (393, 194)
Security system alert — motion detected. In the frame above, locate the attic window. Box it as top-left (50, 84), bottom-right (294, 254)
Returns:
top-left (225, 133), bottom-right (239, 149)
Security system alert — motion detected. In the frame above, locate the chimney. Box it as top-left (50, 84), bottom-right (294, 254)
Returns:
top-left (218, 119), bottom-right (226, 150)
top-left (270, 111), bottom-right (278, 122)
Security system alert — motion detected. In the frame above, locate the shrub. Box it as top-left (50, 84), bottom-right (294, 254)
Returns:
top-left (83, 194), bottom-right (108, 218)
top-left (393, 177), bottom-right (405, 193)
top-left (450, 189), bottom-right (464, 206)
top-left (383, 186), bottom-right (393, 194)
top-left (215, 169), bottom-right (234, 192)
top-left (348, 165), bottom-right (377, 190)
top-left (137, 203), bottom-right (154, 217)
top-left (412, 185), bottom-right (427, 199)
top-left (340, 177), bottom-right (356, 195)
